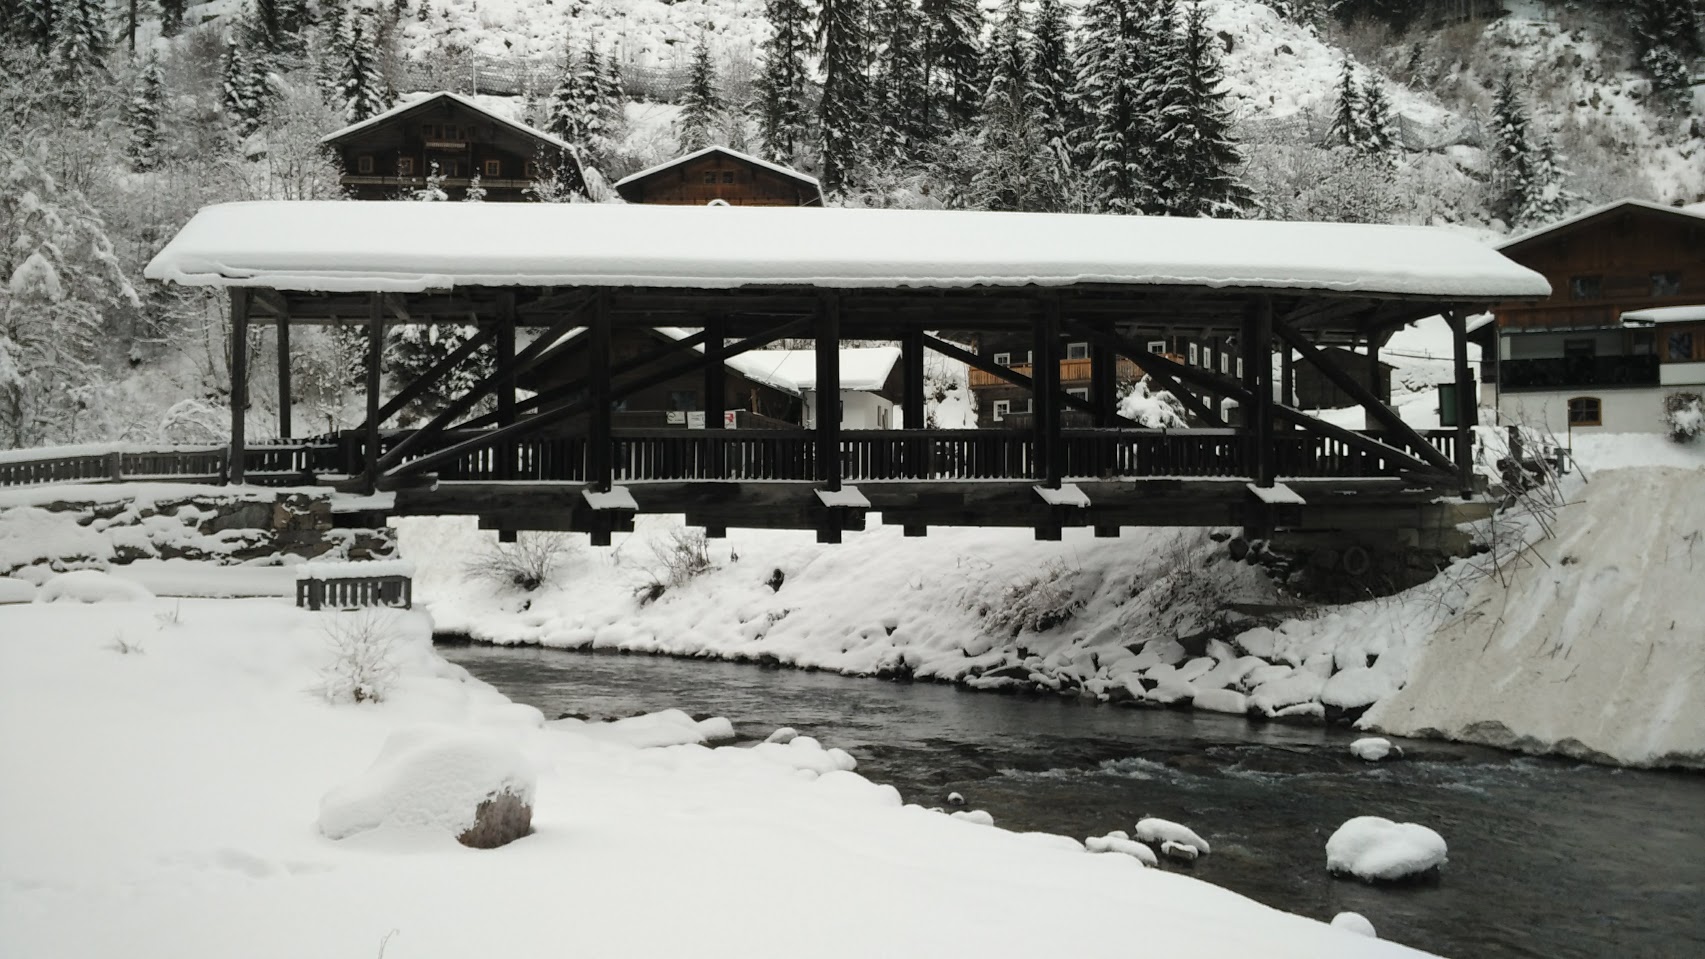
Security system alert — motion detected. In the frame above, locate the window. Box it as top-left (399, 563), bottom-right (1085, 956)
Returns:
top-left (1188, 343), bottom-right (1200, 365)
top-left (1067, 387), bottom-right (1089, 399)
top-left (992, 400), bottom-right (1011, 421)
top-left (1669, 331), bottom-right (1696, 361)
top-left (722, 171), bottom-right (735, 183)
top-left (1220, 354), bottom-right (1231, 374)
top-left (668, 390), bottom-right (697, 412)
top-left (1066, 342), bottom-right (1090, 360)
top-left (1146, 339), bottom-right (1167, 354)
top-left (1569, 275), bottom-right (1603, 300)
top-left (1236, 358), bottom-right (1244, 378)
top-left (524, 160), bottom-right (539, 179)
top-left (1567, 396), bottom-right (1601, 427)
top-left (483, 159), bottom-right (502, 177)
top-left (1203, 347), bottom-right (1214, 369)
top-left (357, 154), bottom-right (374, 174)
top-left (703, 172), bottom-right (718, 184)
top-left (422, 124), bottom-right (436, 138)
top-left (992, 352), bottom-right (1011, 366)
top-left (396, 157), bottom-right (414, 176)
top-left (1651, 272), bottom-right (1681, 297)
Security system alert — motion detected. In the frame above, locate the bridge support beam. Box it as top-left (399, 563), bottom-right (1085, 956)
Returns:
top-left (496, 293), bottom-right (516, 482)
top-left (1446, 309), bottom-right (1475, 499)
top-left (275, 307), bottom-right (290, 440)
top-left (815, 292), bottom-right (843, 544)
top-left (901, 326), bottom-right (927, 536)
top-left (228, 289), bottom-right (249, 485)
top-left (363, 293), bottom-right (384, 494)
top-left (588, 292), bottom-right (612, 494)
top-left (1033, 296), bottom-right (1063, 541)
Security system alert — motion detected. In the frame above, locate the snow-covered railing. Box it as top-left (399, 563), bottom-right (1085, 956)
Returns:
top-left (295, 560), bottom-right (415, 612)
top-left (0, 444), bottom-right (228, 489)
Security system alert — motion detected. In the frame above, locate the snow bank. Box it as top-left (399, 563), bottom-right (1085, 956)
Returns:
top-left (551, 708), bottom-right (736, 749)
top-left (0, 597), bottom-right (1430, 959)
top-left (1366, 466), bottom-right (1705, 768)
top-left (0, 577), bottom-right (36, 603)
top-left (317, 726), bottom-right (536, 842)
top-left (1135, 817), bottom-right (1211, 856)
top-left (1327, 817), bottom-right (1448, 883)
top-left (35, 570), bottom-right (155, 604)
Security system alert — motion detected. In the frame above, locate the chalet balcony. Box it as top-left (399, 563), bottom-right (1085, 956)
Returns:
top-left (1498, 355), bottom-right (1660, 390)
top-left (967, 355), bottom-right (1159, 389)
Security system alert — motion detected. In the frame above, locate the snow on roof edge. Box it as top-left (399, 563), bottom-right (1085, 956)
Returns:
top-left (1621, 304), bottom-right (1705, 325)
top-left (1499, 198), bottom-right (1705, 251)
top-left (319, 91), bottom-right (579, 156)
top-left (612, 145), bottom-right (822, 191)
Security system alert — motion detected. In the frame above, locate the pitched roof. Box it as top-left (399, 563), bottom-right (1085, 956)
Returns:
top-left (319, 91), bottom-right (578, 155)
top-left (612, 145), bottom-right (822, 196)
top-left (1498, 198), bottom-right (1705, 255)
top-left (145, 201), bottom-right (1551, 301)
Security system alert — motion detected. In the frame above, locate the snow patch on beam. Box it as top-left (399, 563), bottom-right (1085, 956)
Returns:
top-left (583, 487), bottom-right (639, 511)
top-left (815, 486), bottom-right (870, 509)
top-left (1247, 482), bottom-right (1306, 505)
top-left (1034, 484), bottom-right (1091, 508)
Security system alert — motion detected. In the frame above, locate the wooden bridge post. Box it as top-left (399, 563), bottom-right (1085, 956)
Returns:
top-left (1280, 344), bottom-right (1294, 429)
top-left (1250, 296), bottom-right (1275, 487)
top-left (228, 288), bottom-right (249, 485)
top-left (1089, 320), bottom-right (1118, 431)
top-left (901, 325), bottom-right (928, 536)
top-left (588, 291), bottom-right (613, 493)
top-left (1446, 309), bottom-right (1475, 498)
top-left (496, 292), bottom-right (517, 481)
top-left (1367, 333), bottom-right (1386, 405)
top-left (705, 312), bottom-right (726, 481)
top-left (362, 293), bottom-right (384, 495)
top-left (1033, 296), bottom-right (1063, 491)
top-left (276, 307), bottom-right (291, 440)
top-left (816, 292), bottom-right (844, 543)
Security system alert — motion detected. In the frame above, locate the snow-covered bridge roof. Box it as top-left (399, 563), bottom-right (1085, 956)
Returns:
top-left (144, 201), bottom-right (1550, 300)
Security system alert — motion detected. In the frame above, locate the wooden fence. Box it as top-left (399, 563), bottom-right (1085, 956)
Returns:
top-left (295, 575), bottom-right (413, 611)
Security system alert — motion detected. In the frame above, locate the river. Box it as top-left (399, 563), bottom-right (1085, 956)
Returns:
top-left (441, 642), bottom-right (1705, 959)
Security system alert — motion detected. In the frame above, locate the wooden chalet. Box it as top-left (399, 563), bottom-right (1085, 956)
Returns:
top-left (321, 92), bottom-right (586, 202)
top-left (613, 146), bottom-right (824, 207)
top-left (144, 202), bottom-right (1548, 545)
top-left (1478, 199), bottom-right (1705, 433)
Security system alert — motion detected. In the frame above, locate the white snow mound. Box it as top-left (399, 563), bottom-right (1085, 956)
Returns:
top-left (1350, 737), bottom-right (1397, 762)
top-left (1331, 912), bottom-right (1378, 938)
top-left (1326, 816), bottom-right (1447, 882)
top-left (1134, 816), bottom-right (1210, 855)
top-left (35, 570), bottom-right (154, 604)
top-left (318, 726), bottom-right (536, 841)
top-left (1086, 834), bottom-right (1158, 865)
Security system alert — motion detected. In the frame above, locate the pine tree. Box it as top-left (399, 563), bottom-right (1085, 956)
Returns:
top-left (921, 0), bottom-right (984, 134)
top-left (1026, 0), bottom-right (1076, 153)
top-left (755, 0), bottom-right (813, 163)
top-left (338, 15), bottom-right (390, 123)
top-left (246, 0), bottom-right (309, 60)
top-left (1072, 0), bottom-right (1151, 213)
top-left (676, 35), bottom-right (722, 153)
top-left (1517, 131), bottom-right (1573, 228)
top-left (869, 0), bottom-right (928, 167)
top-left (18, 0), bottom-right (55, 53)
top-left (545, 38), bottom-right (592, 142)
top-left (1138, 0), bottom-right (1196, 215)
top-left (126, 56), bottom-right (166, 172)
top-left (1153, 1), bottom-right (1251, 217)
top-left (817, 0), bottom-right (870, 194)
top-left (463, 173), bottom-right (486, 202)
top-left (1489, 73), bottom-right (1532, 227)
top-left (1326, 59), bottom-right (1363, 150)
top-left (159, 0), bottom-right (188, 37)
top-left (222, 39), bottom-right (271, 140)
top-left (414, 160), bottom-right (447, 200)
top-left (594, 44), bottom-right (626, 146)
top-left (1359, 71), bottom-right (1397, 165)
top-left (966, 0), bottom-right (1063, 211)
top-left (50, 0), bottom-right (108, 88)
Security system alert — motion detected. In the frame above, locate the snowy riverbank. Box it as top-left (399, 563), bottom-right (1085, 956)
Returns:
top-left (0, 597), bottom-right (1429, 958)
top-left (395, 434), bottom-right (1705, 770)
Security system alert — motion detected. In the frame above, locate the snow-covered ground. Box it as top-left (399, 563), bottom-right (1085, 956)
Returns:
top-left (0, 596), bottom-right (1430, 958)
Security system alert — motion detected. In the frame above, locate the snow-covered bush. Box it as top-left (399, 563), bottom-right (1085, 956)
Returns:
top-left (973, 559), bottom-right (1083, 636)
top-left (463, 532), bottom-right (577, 592)
top-left (317, 726), bottom-right (536, 845)
top-left (1117, 377), bottom-right (1188, 428)
top-left (315, 610), bottom-right (403, 705)
top-left (1663, 392), bottom-right (1703, 444)
top-left (647, 526), bottom-right (714, 590)
top-left (1326, 816), bottom-right (1447, 882)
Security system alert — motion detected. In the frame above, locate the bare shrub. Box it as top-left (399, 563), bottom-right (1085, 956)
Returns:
top-left (463, 532), bottom-right (577, 592)
top-left (1663, 392), bottom-right (1703, 444)
top-left (108, 633), bottom-right (145, 655)
top-left (637, 528), bottom-right (714, 602)
top-left (972, 559), bottom-right (1084, 637)
top-left (316, 610), bottom-right (402, 705)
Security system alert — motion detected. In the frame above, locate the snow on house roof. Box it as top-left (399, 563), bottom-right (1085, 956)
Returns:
top-left (721, 347), bottom-right (902, 393)
top-left (319, 91), bottom-right (578, 155)
top-left (612, 145), bottom-right (822, 192)
top-left (144, 201), bottom-right (1551, 300)
top-left (1499, 198), bottom-right (1705, 252)
top-left (1621, 305), bottom-right (1705, 325)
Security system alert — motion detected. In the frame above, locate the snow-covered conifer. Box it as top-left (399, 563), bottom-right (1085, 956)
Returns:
top-left (966, 0), bottom-right (1066, 212)
top-left (387, 323), bottom-right (491, 415)
top-left (1326, 59), bottom-right (1363, 151)
top-left (337, 15), bottom-right (390, 123)
top-left (414, 160), bottom-right (447, 201)
top-left (1072, 0), bottom-right (1151, 213)
top-left (18, 0), bottom-right (55, 53)
top-left (222, 38), bottom-right (272, 141)
top-left (463, 173), bottom-right (485, 202)
top-left (49, 0), bottom-right (108, 87)
top-left (817, 0), bottom-right (870, 194)
top-left (676, 35), bottom-right (722, 153)
top-left (869, 0), bottom-right (928, 167)
top-left (1358, 71), bottom-right (1397, 166)
top-left (545, 38), bottom-right (590, 142)
top-left (755, 0), bottom-right (813, 163)
top-left (126, 56), bottom-right (166, 172)
top-left (1489, 73), bottom-right (1533, 227)
top-left (1516, 131), bottom-right (1574, 229)
top-left (921, 0), bottom-right (984, 134)
top-left (1152, 1), bottom-right (1251, 217)
top-left (1026, 0), bottom-right (1076, 152)
top-left (159, 0), bottom-right (188, 37)
top-left (593, 44), bottom-right (626, 147)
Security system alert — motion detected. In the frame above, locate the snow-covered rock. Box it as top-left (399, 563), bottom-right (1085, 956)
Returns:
top-left (1085, 833), bottom-right (1157, 865)
top-left (1350, 737), bottom-right (1401, 762)
top-left (950, 809), bottom-right (994, 826)
top-left (1134, 817), bottom-right (1210, 856)
top-left (764, 725), bottom-right (798, 744)
top-left (318, 726), bottom-right (536, 847)
top-left (1331, 912), bottom-right (1378, 938)
top-left (35, 570), bottom-right (154, 604)
top-left (1193, 689), bottom-right (1250, 715)
top-left (1326, 816), bottom-right (1447, 883)
top-left (551, 708), bottom-right (731, 748)
top-left (747, 736), bottom-right (858, 776)
top-left (1160, 839), bottom-right (1200, 862)
top-left (946, 791), bottom-right (966, 806)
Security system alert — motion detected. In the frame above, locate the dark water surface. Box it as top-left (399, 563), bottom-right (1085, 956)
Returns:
top-left (442, 643), bottom-right (1705, 959)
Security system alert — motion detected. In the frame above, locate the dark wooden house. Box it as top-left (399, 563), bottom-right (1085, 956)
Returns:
top-left (320, 92), bottom-right (585, 202)
top-left (968, 332), bottom-right (1187, 428)
top-left (1479, 199), bottom-right (1705, 433)
top-left (613, 146), bottom-right (824, 207)
top-left (1294, 347), bottom-right (1395, 410)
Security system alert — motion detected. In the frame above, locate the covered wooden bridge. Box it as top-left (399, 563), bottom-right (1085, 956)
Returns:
top-left (144, 202), bottom-right (1549, 543)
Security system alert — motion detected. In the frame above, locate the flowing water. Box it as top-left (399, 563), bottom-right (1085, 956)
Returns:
top-left (441, 642), bottom-right (1705, 959)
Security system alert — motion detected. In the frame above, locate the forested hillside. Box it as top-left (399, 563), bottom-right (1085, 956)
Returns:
top-left (1, 0), bottom-right (1700, 450)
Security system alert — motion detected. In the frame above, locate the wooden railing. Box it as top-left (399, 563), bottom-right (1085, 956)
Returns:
top-left (0, 445), bottom-right (228, 488)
